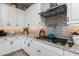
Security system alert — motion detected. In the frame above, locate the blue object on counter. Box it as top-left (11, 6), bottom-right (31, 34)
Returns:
top-left (47, 34), bottom-right (55, 40)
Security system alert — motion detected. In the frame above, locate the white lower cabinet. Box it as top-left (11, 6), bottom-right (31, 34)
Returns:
top-left (73, 37), bottom-right (79, 45)
top-left (33, 43), bottom-right (59, 56)
top-left (33, 40), bottom-right (63, 56)
top-left (0, 37), bottom-right (79, 56)
top-left (64, 50), bottom-right (78, 56)
top-left (0, 40), bottom-right (11, 55)
top-left (0, 37), bottom-right (22, 56)
top-left (22, 39), bottom-right (39, 56)
top-left (11, 39), bottom-right (22, 52)
top-left (23, 39), bottom-right (61, 56)
top-left (74, 39), bottom-right (79, 45)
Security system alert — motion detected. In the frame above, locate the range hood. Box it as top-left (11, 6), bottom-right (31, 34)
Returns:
top-left (40, 4), bottom-right (67, 17)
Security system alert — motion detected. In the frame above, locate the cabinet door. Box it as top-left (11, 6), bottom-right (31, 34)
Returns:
top-left (71, 4), bottom-right (79, 20)
top-left (32, 40), bottom-right (60, 56)
top-left (25, 4), bottom-right (41, 27)
top-left (22, 39), bottom-right (39, 56)
top-left (11, 39), bottom-right (22, 52)
top-left (64, 50), bottom-right (78, 56)
top-left (73, 36), bottom-right (79, 45)
top-left (34, 40), bottom-right (63, 56)
top-left (67, 3), bottom-right (72, 25)
top-left (0, 40), bottom-right (11, 55)
top-left (22, 39), bottom-right (34, 56)
top-left (41, 3), bottom-right (50, 12)
top-left (16, 9), bottom-right (24, 27)
top-left (67, 3), bottom-right (79, 25)
top-left (29, 15), bottom-right (41, 27)
top-left (0, 4), bottom-right (9, 27)
top-left (8, 6), bottom-right (16, 27)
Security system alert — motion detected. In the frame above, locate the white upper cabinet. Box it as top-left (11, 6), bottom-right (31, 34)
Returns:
top-left (0, 4), bottom-right (1, 26)
top-left (0, 4), bottom-right (17, 27)
top-left (40, 3), bottom-right (50, 12)
top-left (16, 9), bottom-right (25, 27)
top-left (11, 39), bottom-right (22, 52)
top-left (0, 4), bottom-right (25, 27)
top-left (0, 4), bottom-right (9, 27)
top-left (0, 3), bottom-right (48, 27)
top-left (67, 3), bottom-right (79, 25)
top-left (25, 4), bottom-right (41, 27)
top-left (8, 6), bottom-right (17, 27)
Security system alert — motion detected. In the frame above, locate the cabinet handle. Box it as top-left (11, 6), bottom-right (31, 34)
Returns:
top-left (28, 43), bottom-right (30, 47)
top-left (37, 50), bottom-right (41, 53)
top-left (39, 22), bottom-right (40, 25)
top-left (67, 17), bottom-right (69, 22)
top-left (16, 24), bottom-right (18, 26)
top-left (4, 39), bottom-right (7, 40)
top-left (10, 41), bottom-right (13, 45)
top-left (30, 40), bottom-right (33, 42)
top-left (26, 39), bottom-right (28, 40)
top-left (24, 41), bottom-right (26, 44)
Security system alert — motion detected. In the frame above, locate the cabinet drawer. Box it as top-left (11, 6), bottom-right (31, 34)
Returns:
top-left (34, 45), bottom-right (59, 56)
top-left (22, 40), bottom-right (39, 56)
top-left (0, 41), bottom-right (11, 55)
top-left (25, 40), bottom-right (50, 56)
top-left (32, 40), bottom-right (60, 56)
top-left (33, 40), bottom-right (63, 55)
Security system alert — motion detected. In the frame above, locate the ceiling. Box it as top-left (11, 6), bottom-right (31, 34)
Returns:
top-left (6, 3), bottom-right (34, 10)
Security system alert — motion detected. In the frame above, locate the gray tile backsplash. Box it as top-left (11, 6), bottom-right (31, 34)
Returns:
top-left (45, 13), bottom-right (68, 36)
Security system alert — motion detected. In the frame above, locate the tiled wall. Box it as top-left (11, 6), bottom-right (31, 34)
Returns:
top-left (45, 13), bottom-right (68, 36)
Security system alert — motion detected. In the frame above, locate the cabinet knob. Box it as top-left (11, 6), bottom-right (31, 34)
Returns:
top-left (30, 40), bottom-right (33, 42)
top-left (26, 39), bottom-right (28, 40)
top-left (24, 41), bottom-right (26, 44)
top-left (16, 24), bottom-right (18, 26)
top-left (4, 39), bottom-right (7, 40)
top-left (39, 22), bottom-right (40, 25)
top-left (28, 43), bottom-right (30, 47)
top-left (10, 41), bottom-right (13, 45)
top-left (7, 23), bottom-right (10, 26)
top-left (37, 50), bottom-right (41, 53)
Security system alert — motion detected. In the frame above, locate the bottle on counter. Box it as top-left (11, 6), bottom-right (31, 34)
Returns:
top-left (39, 28), bottom-right (46, 39)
